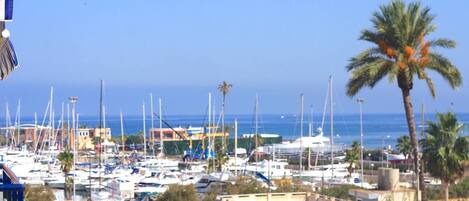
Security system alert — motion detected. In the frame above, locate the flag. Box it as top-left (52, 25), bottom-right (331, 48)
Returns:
top-left (0, 0), bottom-right (13, 21)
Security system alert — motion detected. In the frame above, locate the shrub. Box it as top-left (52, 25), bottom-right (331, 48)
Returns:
top-left (155, 185), bottom-right (199, 201)
top-left (321, 185), bottom-right (357, 200)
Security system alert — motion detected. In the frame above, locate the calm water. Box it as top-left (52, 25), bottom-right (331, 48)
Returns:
top-left (4, 113), bottom-right (469, 148)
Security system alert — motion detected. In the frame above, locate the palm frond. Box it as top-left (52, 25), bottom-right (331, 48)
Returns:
top-left (426, 53), bottom-right (462, 89)
top-left (346, 59), bottom-right (392, 96)
top-left (426, 38), bottom-right (456, 48)
top-left (421, 112), bottom-right (469, 184)
top-left (346, 48), bottom-right (384, 71)
top-left (424, 75), bottom-right (436, 98)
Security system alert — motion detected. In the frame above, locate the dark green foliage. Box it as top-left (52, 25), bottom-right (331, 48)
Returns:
top-left (321, 185), bottom-right (357, 200)
top-left (226, 176), bottom-right (268, 195)
top-left (202, 187), bottom-right (219, 201)
top-left (421, 112), bottom-right (469, 200)
top-left (274, 182), bottom-right (313, 193)
top-left (57, 149), bottom-right (74, 200)
top-left (426, 177), bottom-right (469, 200)
top-left (24, 185), bottom-right (55, 201)
top-left (396, 135), bottom-right (413, 171)
top-left (363, 149), bottom-right (382, 161)
top-left (155, 185), bottom-right (199, 201)
top-left (346, 0), bottom-right (461, 98)
top-left (125, 133), bottom-right (143, 145)
top-left (448, 177), bottom-right (469, 199)
top-left (57, 149), bottom-right (73, 174)
top-left (396, 135), bottom-right (412, 160)
top-left (344, 141), bottom-right (361, 177)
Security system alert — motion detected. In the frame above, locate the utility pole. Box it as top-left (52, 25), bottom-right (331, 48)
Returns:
top-left (357, 98), bottom-right (365, 188)
top-left (68, 96), bottom-right (78, 201)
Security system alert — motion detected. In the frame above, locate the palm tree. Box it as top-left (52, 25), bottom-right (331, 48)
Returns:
top-left (344, 141), bottom-right (361, 178)
top-left (421, 112), bottom-right (469, 201)
top-left (345, 1), bottom-right (462, 198)
top-left (396, 135), bottom-right (413, 171)
top-left (218, 81), bottom-right (233, 153)
top-left (57, 149), bottom-right (74, 200)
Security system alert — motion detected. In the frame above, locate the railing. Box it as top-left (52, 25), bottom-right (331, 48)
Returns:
top-left (0, 163), bottom-right (25, 201)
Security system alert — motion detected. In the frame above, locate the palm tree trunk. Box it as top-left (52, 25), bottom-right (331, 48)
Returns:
top-left (400, 87), bottom-right (426, 200)
top-left (64, 175), bottom-right (71, 200)
top-left (222, 95), bottom-right (226, 154)
top-left (444, 182), bottom-right (449, 201)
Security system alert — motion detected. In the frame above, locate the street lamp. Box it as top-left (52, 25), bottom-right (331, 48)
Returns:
top-left (356, 98), bottom-right (364, 187)
top-left (371, 163), bottom-right (375, 181)
top-left (387, 144), bottom-right (392, 168)
top-left (68, 96), bottom-right (78, 201)
top-left (382, 135), bottom-right (390, 167)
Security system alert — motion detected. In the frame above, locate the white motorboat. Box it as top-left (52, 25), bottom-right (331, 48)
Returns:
top-left (241, 160), bottom-right (292, 179)
top-left (135, 178), bottom-right (171, 195)
top-left (295, 163), bottom-right (358, 181)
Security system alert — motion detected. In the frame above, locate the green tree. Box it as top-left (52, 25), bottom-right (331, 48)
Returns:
top-left (421, 112), bottom-right (469, 201)
top-left (345, 1), bottom-right (462, 198)
top-left (226, 176), bottom-right (268, 195)
top-left (344, 141), bottom-right (361, 177)
top-left (155, 185), bottom-right (199, 201)
top-left (218, 81), bottom-right (233, 153)
top-left (125, 133), bottom-right (143, 145)
top-left (396, 135), bottom-right (413, 171)
top-left (24, 185), bottom-right (55, 201)
top-left (57, 149), bottom-right (74, 200)
top-left (321, 185), bottom-right (357, 200)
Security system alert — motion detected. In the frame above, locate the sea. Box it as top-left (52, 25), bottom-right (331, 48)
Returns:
top-left (5, 113), bottom-right (469, 149)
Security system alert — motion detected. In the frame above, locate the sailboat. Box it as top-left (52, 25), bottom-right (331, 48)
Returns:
top-left (292, 77), bottom-right (351, 180)
top-left (261, 78), bottom-right (342, 157)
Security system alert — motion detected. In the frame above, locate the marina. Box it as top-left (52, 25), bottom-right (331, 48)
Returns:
top-left (0, 0), bottom-right (468, 201)
top-left (0, 79), bottom-right (448, 201)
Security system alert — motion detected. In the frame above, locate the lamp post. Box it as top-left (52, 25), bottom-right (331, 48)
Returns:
top-left (381, 135), bottom-right (390, 167)
top-left (356, 98), bottom-right (364, 187)
top-left (68, 96), bottom-right (78, 201)
top-left (387, 145), bottom-right (391, 168)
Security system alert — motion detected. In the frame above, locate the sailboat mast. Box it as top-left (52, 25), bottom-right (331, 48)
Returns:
top-left (57, 102), bottom-right (64, 150)
top-left (67, 103), bottom-right (70, 149)
top-left (208, 93), bottom-right (214, 171)
top-left (120, 111), bottom-right (125, 153)
top-left (329, 76), bottom-right (334, 178)
top-left (234, 118), bottom-right (238, 176)
top-left (5, 103), bottom-right (8, 148)
top-left (150, 93), bottom-right (155, 156)
top-left (299, 94), bottom-right (304, 177)
top-left (16, 99), bottom-right (20, 148)
top-left (49, 87), bottom-right (53, 150)
top-left (255, 94), bottom-right (259, 164)
top-left (34, 112), bottom-right (37, 150)
top-left (308, 106), bottom-right (313, 170)
top-left (159, 97), bottom-right (164, 156)
top-left (143, 102), bottom-right (147, 157)
top-left (98, 80), bottom-right (104, 190)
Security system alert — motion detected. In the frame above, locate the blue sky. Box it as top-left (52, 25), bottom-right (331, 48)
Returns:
top-left (0, 0), bottom-right (468, 116)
